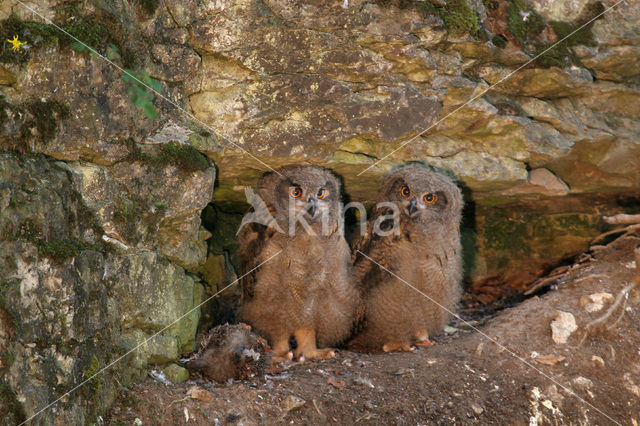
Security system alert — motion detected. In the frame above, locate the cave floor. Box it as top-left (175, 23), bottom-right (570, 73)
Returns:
top-left (107, 232), bottom-right (640, 425)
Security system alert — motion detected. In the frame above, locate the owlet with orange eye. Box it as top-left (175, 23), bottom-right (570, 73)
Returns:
top-left (238, 165), bottom-right (359, 362)
top-left (349, 164), bottom-right (463, 353)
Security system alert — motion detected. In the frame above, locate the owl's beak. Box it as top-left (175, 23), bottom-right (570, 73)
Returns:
top-left (408, 198), bottom-right (418, 215)
top-left (305, 197), bottom-right (317, 218)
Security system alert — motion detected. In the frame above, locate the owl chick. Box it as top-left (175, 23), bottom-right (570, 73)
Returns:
top-left (238, 165), bottom-right (359, 359)
top-left (349, 164), bottom-right (463, 352)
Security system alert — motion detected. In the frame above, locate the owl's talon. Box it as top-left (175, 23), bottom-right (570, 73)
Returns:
top-left (269, 350), bottom-right (294, 364)
top-left (295, 348), bottom-right (336, 360)
top-left (382, 342), bottom-right (415, 352)
top-left (414, 339), bottom-right (434, 347)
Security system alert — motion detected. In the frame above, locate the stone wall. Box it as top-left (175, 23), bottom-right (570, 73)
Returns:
top-left (1, 0), bottom-right (639, 422)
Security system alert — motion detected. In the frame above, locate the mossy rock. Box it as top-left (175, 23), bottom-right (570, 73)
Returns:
top-left (506, 0), bottom-right (546, 47)
top-left (125, 140), bottom-right (210, 174)
top-left (0, 13), bottom-right (109, 64)
top-left (135, 0), bottom-right (161, 15)
top-left (371, 0), bottom-right (480, 37)
top-left (439, 0), bottom-right (481, 36)
top-left (20, 99), bottom-right (70, 143)
top-left (0, 382), bottom-right (26, 424)
top-left (163, 364), bottom-right (189, 384)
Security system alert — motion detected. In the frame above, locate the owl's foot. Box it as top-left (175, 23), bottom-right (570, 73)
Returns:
top-left (297, 347), bottom-right (336, 360)
top-left (270, 351), bottom-right (294, 364)
top-left (382, 342), bottom-right (415, 352)
top-left (413, 331), bottom-right (434, 347)
top-left (293, 328), bottom-right (336, 359)
top-left (269, 336), bottom-right (292, 360)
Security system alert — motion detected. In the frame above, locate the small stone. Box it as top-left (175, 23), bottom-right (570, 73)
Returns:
top-left (572, 376), bottom-right (593, 390)
top-left (444, 325), bottom-right (458, 334)
top-left (283, 395), bottom-right (305, 412)
top-left (591, 355), bottom-right (605, 368)
top-left (528, 168), bottom-right (570, 195)
top-left (163, 364), bottom-right (190, 384)
top-left (187, 385), bottom-right (213, 402)
top-left (551, 310), bottom-right (578, 344)
top-left (579, 292), bottom-right (614, 313)
top-left (471, 403), bottom-right (484, 415)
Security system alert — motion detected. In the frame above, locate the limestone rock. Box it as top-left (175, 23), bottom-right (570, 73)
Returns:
top-left (579, 292), bottom-right (614, 313)
top-left (550, 310), bottom-right (578, 344)
top-left (0, 152), bottom-right (205, 423)
top-left (163, 364), bottom-right (190, 384)
top-left (527, 0), bottom-right (592, 22)
top-left (2, 0), bottom-right (640, 421)
top-left (528, 168), bottom-right (570, 194)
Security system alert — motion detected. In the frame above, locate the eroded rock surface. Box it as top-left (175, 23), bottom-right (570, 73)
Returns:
top-left (1, 0), bottom-right (639, 423)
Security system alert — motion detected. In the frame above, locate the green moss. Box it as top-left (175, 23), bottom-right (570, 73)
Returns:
top-left (482, 0), bottom-right (500, 10)
top-left (540, 9), bottom-right (601, 67)
top-left (112, 196), bottom-right (145, 241)
top-left (113, 198), bottom-right (142, 224)
top-left (37, 240), bottom-right (79, 263)
top-left (439, 0), bottom-right (480, 36)
top-left (492, 34), bottom-right (508, 48)
top-left (506, 0), bottom-right (545, 47)
top-left (502, 0), bottom-right (603, 67)
top-left (20, 230), bottom-right (102, 264)
top-left (136, 0), bottom-right (160, 14)
top-left (154, 201), bottom-right (168, 211)
top-left (0, 12), bottom-right (109, 64)
top-left (64, 20), bottom-right (108, 49)
top-left (0, 382), bottom-right (25, 424)
top-left (125, 140), bottom-right (210, 174)
top-left (20, 99), bottom-right (70, 143)
top-left (82, 354), bottom-right (105, 395)
top-left (53, 1), bottom-right (81, 21)
top-left (158, 143), bottom-right (210, 173)
top-left (372, 0), bottom-right (480, 37)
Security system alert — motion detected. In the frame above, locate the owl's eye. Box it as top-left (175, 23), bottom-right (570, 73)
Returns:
top-left (424, 193), bottom-right (436, 204)
top-left (400, 185), bottom-right (410, 198)
top-left (317, 188), bottom-right (326, 199)
top-left (289, 186), bottom-right (303, 198)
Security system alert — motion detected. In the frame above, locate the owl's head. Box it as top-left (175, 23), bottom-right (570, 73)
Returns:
top-left (378, 164), bottom-right (463, 229)
top-left (257, 165), bottom-right (343, 235)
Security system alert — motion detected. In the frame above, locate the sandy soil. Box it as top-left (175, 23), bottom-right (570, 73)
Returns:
top-left (107, 232), bottom-right (640, 425)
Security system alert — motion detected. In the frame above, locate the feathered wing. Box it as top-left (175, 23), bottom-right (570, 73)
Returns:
top-left (238, 221), bottom-right (276, 303)
top-left (351, 205), bottom-right (397, 293)
top-left (348, 206), bottom-right (398, 346)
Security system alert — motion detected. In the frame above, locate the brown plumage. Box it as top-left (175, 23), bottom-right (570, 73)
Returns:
top-left (184, 323), bottom-right (267, 382)
top-left (349, 164), bottom-right (463, 352)
top-left (238, 165), bottom-right (359, 359)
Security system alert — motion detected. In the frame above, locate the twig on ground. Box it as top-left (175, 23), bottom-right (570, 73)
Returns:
top-left (570, 274), bottom-right (609, 287)
top-left (524, 276), bottom-right (562, 296)
top-left (574, 247), bottom-right (640, 347)
top-left (603, 214), bottom-right (640, 225)
top-left (169, 396), bottom-right (190, 406)
top-left (574, 282), bottom-right (636, 347)
top-left (591, 224), bottom-right (640, 245)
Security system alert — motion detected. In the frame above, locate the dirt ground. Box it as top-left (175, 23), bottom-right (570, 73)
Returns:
top-left (107, 231), bottom-right (640, 425)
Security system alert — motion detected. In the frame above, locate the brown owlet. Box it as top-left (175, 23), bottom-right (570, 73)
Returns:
top-left (349, 164), bottom-right (463, 352)
top-left (238, 165), bottom-right (359, 359)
